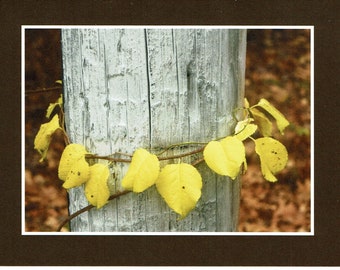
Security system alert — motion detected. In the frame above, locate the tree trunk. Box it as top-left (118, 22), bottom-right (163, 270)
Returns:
top-left (61, 28), bottom-right (246, 232)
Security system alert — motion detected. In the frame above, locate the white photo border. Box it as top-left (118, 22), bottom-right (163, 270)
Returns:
top-left (22, 25), bottom-right (314, 236)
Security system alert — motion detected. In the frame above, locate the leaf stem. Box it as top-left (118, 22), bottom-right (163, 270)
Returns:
top-left (249, 136), bottom-right (256, 142)
top-left (59, 128), bottom-right (70, 145)
top-left (58, 103), bottom-right (70, 145)
top-left (191, 158), bottom-right (204, 167)
top-left (232, 107), bottom-right (248, 122)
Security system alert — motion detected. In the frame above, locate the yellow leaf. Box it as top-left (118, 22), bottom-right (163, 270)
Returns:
top-left (244, 98), bottom-right (250, 108)
top-left (236, 123), bottom-right (257, 141)
top-left (58, 144), bottom-right (88, 181)
top-left (62, 157), bottom-right (90, 189)
top-left (46, 94), bottom-right (63, 118)
top-left (255, 137), bottom-right (288, 182)
top-left (234, 118), bottom-right (253, 134)
top-left (155, 163), bottom-right (202, 218)
top-left (255, 98), bottom-right (289, 134)
top-left (220, 137), bottom-right (247, 178)
top-left (242, 98), bottom-right (250, 118)
top-left (85, 164), bottom-right (110, 209)
top-left (234, 118), bottom-right (258, 141)
top-left (203, 136), bottom-right (245, 179)
top-left (34, 114), bottom-right (61, 162)
top-left (121, 148), bottom-right (160, 193)
top-left (204, 141), bottom-right (228, 175)
top-left (55, 80), bottom-right (62, 85)
top-left (250, 107), bottom-right (273, 137)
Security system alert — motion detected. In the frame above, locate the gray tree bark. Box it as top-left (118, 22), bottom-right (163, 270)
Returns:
top-left (61, 28), bottom-right (246, 232)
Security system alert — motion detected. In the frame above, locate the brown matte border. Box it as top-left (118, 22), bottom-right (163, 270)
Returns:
top-left (2, 0), bottom-right (339, 266)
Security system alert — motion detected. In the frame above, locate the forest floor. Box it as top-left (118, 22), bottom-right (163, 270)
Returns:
top-left (24, 29), bottom-right (311, 232)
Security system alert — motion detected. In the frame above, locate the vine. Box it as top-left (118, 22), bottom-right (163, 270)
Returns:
top-left (33, 90), bottom-right (290, 231)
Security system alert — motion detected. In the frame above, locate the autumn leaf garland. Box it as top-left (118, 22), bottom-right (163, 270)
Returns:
top-left (122, 150), bottom-right (203, 218)
top-left (34, 94), bottom-right (290, 218)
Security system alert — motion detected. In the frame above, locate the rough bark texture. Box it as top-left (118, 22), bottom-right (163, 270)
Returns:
top-left (61, 28), bottom-right (246, 232)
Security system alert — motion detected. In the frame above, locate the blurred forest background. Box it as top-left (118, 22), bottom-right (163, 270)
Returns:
top-left (24, 29), bottom-right (311, 232)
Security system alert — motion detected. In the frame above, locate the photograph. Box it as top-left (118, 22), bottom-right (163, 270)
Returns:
top-left (23, 26), bottom-right (312, 235)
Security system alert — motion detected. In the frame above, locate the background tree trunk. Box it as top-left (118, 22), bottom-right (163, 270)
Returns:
top-left (61, 28), bottom-right (246, 232)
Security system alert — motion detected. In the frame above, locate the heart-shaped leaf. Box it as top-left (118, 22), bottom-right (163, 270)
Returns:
top-left (58, 143), bottom-right (88, 181)
top-left (234, 118), bottom-right (258, 141)
top-left (34, 114), bottom-right (61, 162)
top-left (203, 136), bottom-right (246, 179)
top-left (62, 157), bottom-right (90, 189)
top-left (156, 163), bottom-right (202, 218)
top-left (255, 137), bottom-right (288, 182)
top-left (255, 98), bottom-right (289, 134)
top-left (121, 148), bottom-right (160, 193)
top-left (85, 164), bottom-right (110, 209)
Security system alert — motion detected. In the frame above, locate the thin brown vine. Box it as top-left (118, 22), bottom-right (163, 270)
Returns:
top-left (57, 190), bottom-right (131, 232)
